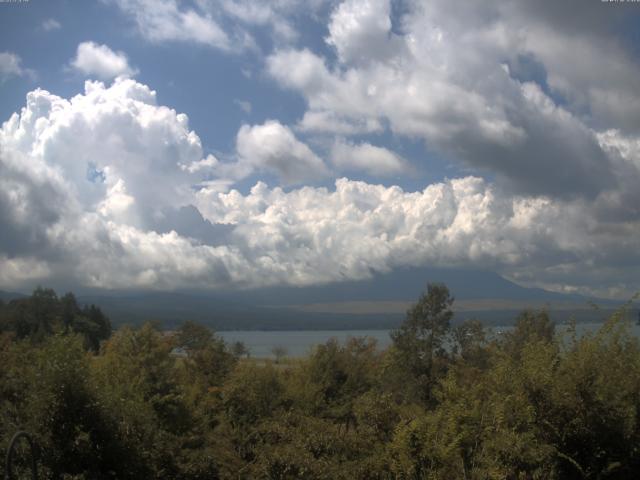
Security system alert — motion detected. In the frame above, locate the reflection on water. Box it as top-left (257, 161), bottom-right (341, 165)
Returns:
top-left (219, 322), bottom-right (640, 358)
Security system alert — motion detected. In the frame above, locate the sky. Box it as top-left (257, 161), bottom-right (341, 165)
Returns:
top-left (1, 0), bottom-right (639, 299)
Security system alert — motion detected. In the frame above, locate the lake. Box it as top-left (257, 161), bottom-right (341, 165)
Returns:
top-left (219, 321), bottom-right (640, 358)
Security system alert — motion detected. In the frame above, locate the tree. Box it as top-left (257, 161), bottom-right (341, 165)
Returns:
top-left (451, 319), bottom-right (490, 369)
top-left (6, 287), bottom-right (59, 341)
top-left (175, 320), bottom-right (214, 352)
top-left (176, 320), bottom-right (237, 388)
top-left (59, 292), bottom-right (78, 333)
top-left (390, 283), bottom-right (454, 404)
top-left (298, 337), bottom-right (379, 426)
top-left (272, 345), bottom-right (288, 364)
top-left (231, 340), bottom-right (250, 358)
top-left (504, 309), bottom-right (555, 357)
top-left (80, 304), bottom-right (112, 351)
top-left (0, 288), bottom-right (111, 350)
top-left (17, 335), bottom-right (139, 479)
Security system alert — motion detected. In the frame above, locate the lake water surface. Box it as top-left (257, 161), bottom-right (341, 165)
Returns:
top-left (219, 322), bottom-right (640, 358)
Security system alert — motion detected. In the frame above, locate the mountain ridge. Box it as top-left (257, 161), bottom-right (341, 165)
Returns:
top-left (73, 267), bottom-right (622, 330)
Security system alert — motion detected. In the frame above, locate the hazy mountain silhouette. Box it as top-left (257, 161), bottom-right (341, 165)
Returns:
top-left (219, 267), bottom-right (587, 305)
top-left (0, 290), bottom-right (27, 302)
top-left (71, 267), bottom-right (618, 330)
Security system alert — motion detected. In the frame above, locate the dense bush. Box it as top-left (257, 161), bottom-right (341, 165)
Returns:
top-left (1, 286), bottom-right (639, 479)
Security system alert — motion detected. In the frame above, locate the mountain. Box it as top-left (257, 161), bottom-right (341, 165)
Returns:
top-left (75, 267), bottom-right (625, 331)
top-left (214, 267), bottom-right (588, 305)
top-left (0, 290), bottom-right (27, 302)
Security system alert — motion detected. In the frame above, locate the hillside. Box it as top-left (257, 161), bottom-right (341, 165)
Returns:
top-left (76, 268), bottom-right (623, 330)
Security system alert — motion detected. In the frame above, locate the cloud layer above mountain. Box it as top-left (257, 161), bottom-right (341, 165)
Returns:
top-left (1, 74), bottom-right (638, 298)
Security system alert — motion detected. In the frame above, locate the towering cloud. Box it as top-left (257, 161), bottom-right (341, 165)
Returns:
top-left (1, 77), bottom-right (638, 296)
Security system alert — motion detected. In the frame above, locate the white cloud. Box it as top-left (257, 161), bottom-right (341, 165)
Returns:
top-left (98, 177), bottom-right (136, 218)
top-left (195, 176), bottom-right (640, 296)
top-left (0, 52), bottom-right (29, 81)
top-left (218, 0), bottom-right (298, 42)
top-left (326, 0), bottom-right (403, 65)
top-left (236, 120), bottom-right (329, 185)
top-left (71, 42), bottom-right (137, 79)
top-left (180, 154), bottom-right (220, 174)
top-left (331, 140), bottom-right (407, 176)
top-left (110, 0), bottom-right (230, 50)
top-left (0, 78), bottom-right (236, 289)
top-left (1, 78), bottom-right (639, 297)
top-left (0, 256), bottom-right (51, 286)
top-left (504, 0), bottom-right (640, 134)
top-left (109, 0), bottom-right (335, 53)
top-left (195, 177), bottom-right (514, 286)
top-left (267, 48), bottom-right (334, 99)
top-left (42, 18), bottom-right (61, 31)
top-left (267, 0), bottom-right (640, 199)
top-left (1, 77), bottom-right (202, 230)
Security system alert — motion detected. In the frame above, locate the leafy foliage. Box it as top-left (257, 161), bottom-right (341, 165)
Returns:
top-left (1, 285), bottom-right (640, 479)
top-left (0, 288), bottom-right (111, 351)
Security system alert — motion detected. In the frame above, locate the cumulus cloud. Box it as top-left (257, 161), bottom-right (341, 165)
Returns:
top-left (180, 154), bottom-right (220, 174)
top-left (236, 120), bottom-right (329, 185)
top-left (0, 52), bottom-right (31, 81)
top-left (1, 78), bottom-right (202, 231)
top-left (195, 177), bottom-right (640, 297)
top-left (0, 78), bottom-right (233, 289)
top-left (267, 0), bottom-right (640, 199)
top-left (70, 42), bottom-right (137, 79)
top-left (0, 256), bottom-right (51, 286)
top-left (0, 149), bottom-right (71, 258)
top-left (326, 0), bottom-right (404, 65)
top-left (196, 176), bottom-right (525, 288)
top-left (331, 140), bottom-right (407, 176)
top-left (109, 0), bottom-right (334, 53)
top-left (109, 0), bottom-right (231, 50)
top-left (217, 0), bottom-right (298, 42)
top-left (1, 78), bottom-right (638, 297)
top-left (505, 0), bottom-right (640, 134)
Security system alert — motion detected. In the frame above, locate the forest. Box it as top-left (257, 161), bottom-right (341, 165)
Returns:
top-left (1, 285), bottom-right (639, 479)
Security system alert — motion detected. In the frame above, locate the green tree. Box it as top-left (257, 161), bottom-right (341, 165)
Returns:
top-left (175, 320), bottom-right (237, 389)
top-left (504, 309), bottom-right (555, 357)
top-left (231, 340), bottom-right (250, 358)
top-left (175, 320), bottom-right (214, 352)
top-left (10, 335), bottom-right (139, 479)
top-left (451, 319), bottom-right (491, 369)
top-left (92, 323), bottom-right (194, 477)
top-left (5, 287), bottom-right (59, 341)
top-left (272, 345), bottom-right (288, 364)
top-left (390, 283), bottom-right (454, 404)
top-left (294, 337), bottom-right (379, 424)
top-left (0, 288), bottom-right (111, 350)
top-left (80, 303), bottom-right (112, 351)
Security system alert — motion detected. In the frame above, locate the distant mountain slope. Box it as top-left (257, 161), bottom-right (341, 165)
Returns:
top-left (76, 267), bottom-right (623, 330)
top-left (0, 290), bottom-right (27, 302)
top-left (218, 267), bottom-right (589, 305)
